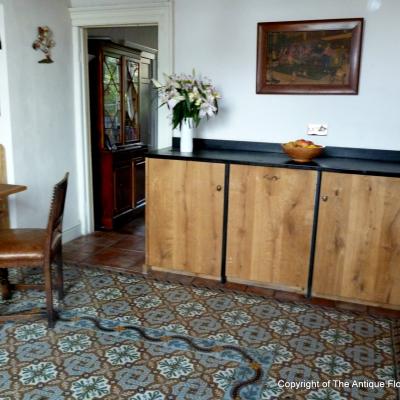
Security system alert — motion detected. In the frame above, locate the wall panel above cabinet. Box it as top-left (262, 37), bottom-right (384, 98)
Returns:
top-left (226, 165), bottom-right (317, 293)
top-left (313, 172), bottom-right (400, 308)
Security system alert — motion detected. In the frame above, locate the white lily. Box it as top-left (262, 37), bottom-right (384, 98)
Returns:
top-left (153, 70), bottom-right (220, 128)
top-left (167, 94), bottom-right (185, 109)
top-left (167, 98), bottom-right (178, 109)
top-left (199, 101), bottom-right (217, 118)
top-left (151, 79), bottom-right (163, 89)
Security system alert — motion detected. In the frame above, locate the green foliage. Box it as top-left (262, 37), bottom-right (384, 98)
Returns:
top-left (152, 72), bottom-right (220, 131)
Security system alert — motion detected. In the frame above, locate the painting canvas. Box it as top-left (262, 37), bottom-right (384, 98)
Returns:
top-left (256, 19), bottom-right (363, 94)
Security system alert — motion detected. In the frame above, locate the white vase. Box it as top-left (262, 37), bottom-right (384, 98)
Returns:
top-left (180, 119), bottom-right (194, 153)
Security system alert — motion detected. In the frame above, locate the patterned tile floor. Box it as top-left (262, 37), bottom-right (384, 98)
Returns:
top-left (63, 216), bottom-right (400, 321)
top-left (0, 265), bottom-right (399, 399)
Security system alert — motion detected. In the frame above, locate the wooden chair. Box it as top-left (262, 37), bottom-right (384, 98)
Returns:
top-left (0, 173), bottom-right (69, 327)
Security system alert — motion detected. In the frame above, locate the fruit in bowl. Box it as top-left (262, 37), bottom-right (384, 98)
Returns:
top-left (282, 139), bottom-right (324, 163)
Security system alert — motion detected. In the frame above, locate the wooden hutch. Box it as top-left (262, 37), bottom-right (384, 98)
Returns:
top-left (88, 40), bottom-right (156, 230)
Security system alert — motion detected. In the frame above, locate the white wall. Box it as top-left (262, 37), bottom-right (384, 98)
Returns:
top-left (0, 4), bottom-right (15, 190)
top-left (0, 0), bottom-right (80, 240)
top-left (175, 0), bottom-right (400, 150)
top-left (1, 0), bottom-right (399, 240)
top-left (88, 26), bottom-right (158, 49)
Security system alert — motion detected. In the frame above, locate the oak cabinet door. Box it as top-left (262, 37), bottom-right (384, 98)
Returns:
top-left (313, 172), bottom-right (400, 308)
top-left (226, 165), bottom-right (317, 293)
top-left (146, 158), bottom-right (225, 278)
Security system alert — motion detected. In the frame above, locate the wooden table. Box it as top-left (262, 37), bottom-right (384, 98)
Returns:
top-left (0, 184), bottom-right (27, 198)
top-left (0, 184), bottom-right (27, 298)
top-left (0, 184), bottom-right (27, 229)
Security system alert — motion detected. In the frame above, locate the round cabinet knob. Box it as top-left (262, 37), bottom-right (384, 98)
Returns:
top-left (216, 185), bottom-right (222, 191)
top-left (321, 195), bottom-right (328, 202)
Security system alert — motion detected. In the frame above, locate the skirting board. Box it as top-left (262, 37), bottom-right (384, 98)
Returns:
top-left (149, 266), bottom-right (220, 281)
top-left (62, 223), bottom-right (82, 244)
top-left (227, 276), bottom-right (305, 295)
top-left (312, 293), bottom-right (400, 311)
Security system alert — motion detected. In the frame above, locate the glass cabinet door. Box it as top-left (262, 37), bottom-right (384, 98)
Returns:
top-left (103, 55), bottom-right (122, 146)
top-left (124, 58), bottom-right (140, 143)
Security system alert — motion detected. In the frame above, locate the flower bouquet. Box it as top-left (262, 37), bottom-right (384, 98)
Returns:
top-left (152, 71), bottom-right (221, 130)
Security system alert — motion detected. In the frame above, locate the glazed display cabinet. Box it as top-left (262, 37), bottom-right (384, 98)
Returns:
top-left (89, 40), bottom-right (155, 229)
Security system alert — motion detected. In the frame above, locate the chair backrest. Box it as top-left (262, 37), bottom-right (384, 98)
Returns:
top-left (45, 173), bottom-right (69, 262)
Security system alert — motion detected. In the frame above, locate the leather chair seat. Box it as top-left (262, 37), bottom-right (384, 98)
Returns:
top-left (0, 229), bottom-right (46, 267)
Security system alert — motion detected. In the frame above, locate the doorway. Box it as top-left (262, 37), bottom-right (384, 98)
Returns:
top-left (69, 2), bottom-right (173, 237)
top-left (87, 26), bottom-right (158, 236)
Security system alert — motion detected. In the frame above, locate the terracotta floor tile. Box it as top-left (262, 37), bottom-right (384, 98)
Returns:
top-left (274, 290), bottom-right (307, 303)
top-left (223, 282), bottom-right (248, 292)
top-left (192, 277), bottom-right (224, 290)
top-left (63, 249), bottom-right (94, 263)
top-left (116, 217), bottom-right (145, 236)
top-left (245, 286), bottom-right (275, 298)
top-left (73, 262), bottom-right (142, 276)
top-left (90, 230), bottom-right (128, 239)
top-left (63, 240), bottom-right (107, 254)
top-left (129, 226), bottom-right (145, 237)
top-left (68, 234), bottom-right (121, 248)
top-left (82, 248), bottom-right (145, 270)
top-left (146, 270), bottom-right (170, 281)
top-left (116, 226), bottom-right (144, 236)
top-left (367, 306), bottom-right (400, 320)
top-left (163, 273), bottom-right (194, 286)
top-left (309, 297), bottom-right (336, 309)
top-left (111, 235), bottom-right (145, 252)
top-left (101, 264), bottom-right (143, 275)
top-left (335, 301), bottom-right (368, 313)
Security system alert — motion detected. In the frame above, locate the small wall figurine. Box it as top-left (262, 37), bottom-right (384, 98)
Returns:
top-left (32, 26), bottom-right (55, 63)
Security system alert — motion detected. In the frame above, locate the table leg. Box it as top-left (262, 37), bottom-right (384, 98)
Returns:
top-left (0, 269), bottom-right (11, 300)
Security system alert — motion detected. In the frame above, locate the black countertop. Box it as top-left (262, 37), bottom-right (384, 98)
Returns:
top-left (146, 147), bottom-right (400, 177)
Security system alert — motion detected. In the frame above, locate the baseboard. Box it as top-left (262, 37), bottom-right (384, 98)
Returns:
top-left (227, 276), bottom-right (305, 294)
top-left (150, 266), bottom-right (220, 281)
top-left (62, 223), bottom-right (82, 243)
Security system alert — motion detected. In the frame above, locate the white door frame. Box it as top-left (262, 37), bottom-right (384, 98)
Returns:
top-left (69, 1), bottom-right (174, 235)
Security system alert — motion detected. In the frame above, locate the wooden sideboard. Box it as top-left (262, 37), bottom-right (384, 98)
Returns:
top-left (145, 143), bottom-right (400, 310)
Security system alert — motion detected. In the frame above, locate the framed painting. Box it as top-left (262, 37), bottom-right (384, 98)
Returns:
top-left (256, 19), bottom-right (364, 94)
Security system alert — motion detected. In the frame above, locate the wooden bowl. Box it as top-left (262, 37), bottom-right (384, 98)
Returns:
top-left (282, 143), bottom-right (324, 163)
